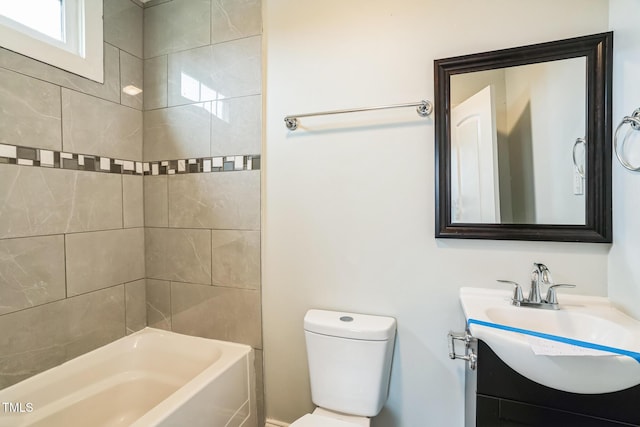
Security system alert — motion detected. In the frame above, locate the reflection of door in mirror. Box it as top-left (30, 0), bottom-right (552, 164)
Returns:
top-left (450, 58), bottom-right (586, 225)
top-left (451, 85), bottom-right (500, 223)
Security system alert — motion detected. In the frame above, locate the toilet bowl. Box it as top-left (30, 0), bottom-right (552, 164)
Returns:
top-left (289, 309), bottom-right (396, 427)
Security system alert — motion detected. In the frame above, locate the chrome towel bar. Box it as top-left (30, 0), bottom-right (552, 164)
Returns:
top-left (614, 108), bottom-right (640, 171)
top-left (284, 100), bottom-right (433, 131)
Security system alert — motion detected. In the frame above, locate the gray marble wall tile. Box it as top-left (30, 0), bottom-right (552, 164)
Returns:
top-left (0, 166), bottom-right (123, 239)
top-left (62, 89), bottom-right (143, 161)
top-left (0, 235), bottom-right (65, 316)
top-left (211, 230), bottom-right (260, 289)
top-left (171, 282), bottom-right (262, 348)
top-left (210, 36), bottom-right (262, 98)
top-left (143, 176), bottom-right (169, 227)
top-left (144, 55), bottom-right (168, 110)
top-left (123, 176), bottom-right (144, 228)
top-left (167, 45), bottom-right (214, 107)
top-left (120, 51), bottom-right (144, 110)
top-left (0, 286), bottom-right (125, 388)
top-left (145, 228), bottom-right (212, 285)
top-left (125, 279), bottom-right (147, 334)
top-left (167, 37), bottom-right (261, 106)
top-left (211, 0), bottom-right (262, 44)
top-left (104, 0), bottom-right (143, 58)
top-left (0, 43), bottom-right (121, 104)
top-left (66, 228), bottom-right (145, 296)
top-left (146, 279), bottom-right (171, 330)
top-left (0, 68), bottom-right (62, 151)
top-left (144, 0), bottom-right (211, 59)
top-left (169, 171), bottom-right (260, 230)
top-left (211, 95), bottom-right (262, 156)
top-left (143, 103), bottom-right (211, 161)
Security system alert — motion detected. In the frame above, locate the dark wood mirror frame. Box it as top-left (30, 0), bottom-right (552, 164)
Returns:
top-left (434, 32), bottom-right (613, 243)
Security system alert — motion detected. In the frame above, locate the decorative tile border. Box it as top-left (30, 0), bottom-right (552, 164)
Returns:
top-left (0, 143), bottom-right (260, 175)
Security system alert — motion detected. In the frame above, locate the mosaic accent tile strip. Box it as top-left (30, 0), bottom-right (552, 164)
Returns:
top-left (0, 143), bottom-right (260, 175)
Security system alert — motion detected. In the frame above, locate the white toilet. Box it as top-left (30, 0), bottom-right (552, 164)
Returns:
top-left (290, 309), bottom-right (397, 427)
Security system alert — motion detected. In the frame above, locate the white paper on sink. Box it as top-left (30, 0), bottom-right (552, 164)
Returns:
top-left (527, 336), bottom-right (617, 357)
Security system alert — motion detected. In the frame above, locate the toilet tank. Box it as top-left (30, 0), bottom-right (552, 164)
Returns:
top-left (304, 309), bottom-right (396, 417)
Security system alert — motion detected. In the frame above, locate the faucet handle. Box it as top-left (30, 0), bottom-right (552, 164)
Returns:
top-left (497, 279), bottom-right (524, 303)
top-left (545, 284), bottom-right (576, 304)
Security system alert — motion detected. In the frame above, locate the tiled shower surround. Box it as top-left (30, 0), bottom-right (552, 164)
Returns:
top-left (0, 0), bottom-right (264, 424)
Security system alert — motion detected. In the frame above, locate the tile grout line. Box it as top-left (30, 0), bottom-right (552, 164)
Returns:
top-left (165, 278), bottom-right (259, 292)
top-left (121, 174), bottom-right (126, 228)
top-left (143, 92), bottom-right (261, 112)
top-left (143, 33), bottom-right (262, 61)
top-left (61, 84), bottom-right (141, 113)
top-left (105, 40), bottom-right (143, 63)
top-left (63, 234), bottom-right (68, 299)
top-left (0, 59), bottom-right (118, 106)
top-left (0, 226), bottom-right (258, 243)
top-left (118, 48), bottom-right (122, 106)
top-left (168, 279), bottom-right (173, 331)
top-left (166, 168), bottom-right (170, 227)
top-left (123, 284), bottom-right (128, 335)
top-left (0, 226), bottom-right (147, 242)
top-left (209, 99), bottom-right (213, 157)
top-left (165, 52), bottom-right (169, 109)
top-left (210, 229), bottom-right (213, 286)
top-left (0, 278), bottom-right (140, 319)
top-left (59, 85), bottom-right (64, 153)
top-left (209, 0), bottom-right (212, 46)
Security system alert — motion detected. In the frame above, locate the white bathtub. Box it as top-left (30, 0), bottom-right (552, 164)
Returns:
top-left (0, 328), bottom-right (255, 427)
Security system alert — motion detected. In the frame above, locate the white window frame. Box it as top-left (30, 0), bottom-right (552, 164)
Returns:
top-left (0, 0), bottom-right (103, 83)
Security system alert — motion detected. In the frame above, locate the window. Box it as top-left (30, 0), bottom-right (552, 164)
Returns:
top-left (1, 0), bottom-right (64, 41)
top-left (0, 0), bottom-right (103, 83)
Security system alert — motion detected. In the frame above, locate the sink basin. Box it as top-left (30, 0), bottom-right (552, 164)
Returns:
top-left (460, 287), bottom-right (640, 393)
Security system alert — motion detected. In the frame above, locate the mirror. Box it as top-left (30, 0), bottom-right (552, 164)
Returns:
top-left (434, 32), bottom-right (612, 242)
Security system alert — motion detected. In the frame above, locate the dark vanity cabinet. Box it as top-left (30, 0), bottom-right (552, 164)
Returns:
top-left (470, 340), bottom-right (640, 427)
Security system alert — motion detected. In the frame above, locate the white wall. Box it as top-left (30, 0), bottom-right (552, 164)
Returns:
top-left (608, 0), bottom-right (640, 318)
top-left (262, 1), bottom-right (610, 426)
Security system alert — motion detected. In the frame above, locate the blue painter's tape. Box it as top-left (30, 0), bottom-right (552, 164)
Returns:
top-left (467, 318), bottom-right (640, 363)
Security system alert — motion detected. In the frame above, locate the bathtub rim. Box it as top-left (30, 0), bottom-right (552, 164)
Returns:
top-left (131, 328), bottom-right (253, 426)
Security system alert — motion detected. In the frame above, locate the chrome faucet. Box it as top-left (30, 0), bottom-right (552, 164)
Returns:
top-left (529, 263), bottom-right (553, 303)
top-left (498, 263), bottom-right (575, 310)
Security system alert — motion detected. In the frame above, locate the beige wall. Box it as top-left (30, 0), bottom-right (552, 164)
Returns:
top-left (0, 0), bottom-right (145, 389)
top-left (262, 1), bottom-right (610, 426)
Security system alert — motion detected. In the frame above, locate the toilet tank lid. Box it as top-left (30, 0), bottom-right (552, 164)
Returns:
top-left (304, 309), bottom-right (396, 341)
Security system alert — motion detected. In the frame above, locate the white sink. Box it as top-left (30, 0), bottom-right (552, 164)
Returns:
top-left (460, 287), bottom-right (640, 393)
